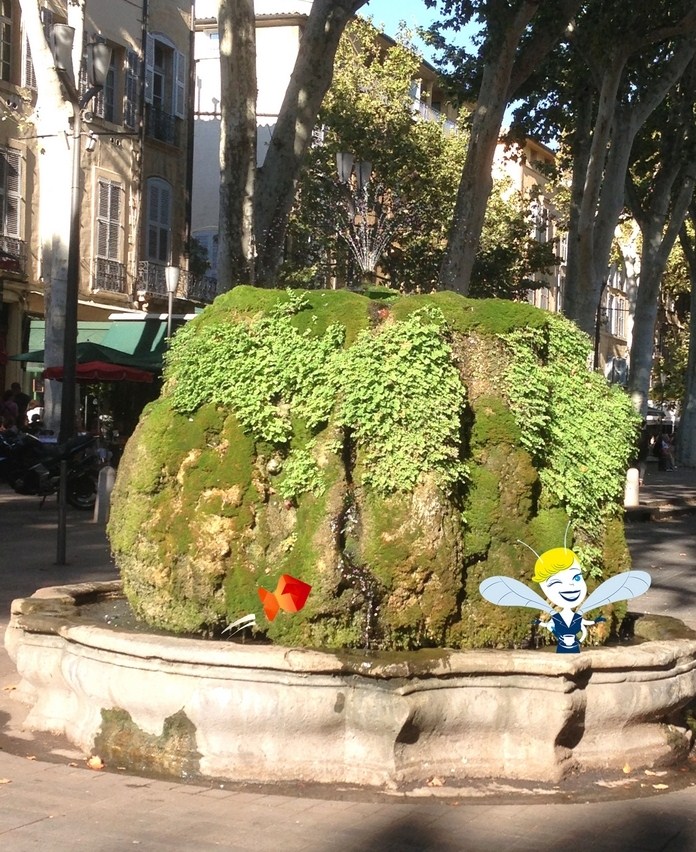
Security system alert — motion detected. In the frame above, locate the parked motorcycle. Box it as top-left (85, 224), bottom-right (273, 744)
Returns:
top-left (0, 431), bottom-right (99, 509)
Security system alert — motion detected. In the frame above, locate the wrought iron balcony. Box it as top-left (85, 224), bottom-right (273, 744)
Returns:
top-left (0, 235), bottom-right (26, 275)
top-left (145, 105), bottom-right (180, 146)
top-left (93, 257), bottom-right (126, 293)
top-left (137, 261), bottom-right (217, 306)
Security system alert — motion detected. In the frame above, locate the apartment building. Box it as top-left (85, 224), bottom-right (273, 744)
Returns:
top-left (0, 0), bottom-right (213, 401)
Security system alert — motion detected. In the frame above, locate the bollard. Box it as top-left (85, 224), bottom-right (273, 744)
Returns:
top-left (93, 465), bottom-right (116, 524)
top-left (624, 467), bottom-right (640, 508)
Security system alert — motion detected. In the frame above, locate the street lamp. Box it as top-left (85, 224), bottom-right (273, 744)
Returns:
top-left (165, 265), bottom-right (180, 339)
top-left (49, 25), bottom-right (111, 565)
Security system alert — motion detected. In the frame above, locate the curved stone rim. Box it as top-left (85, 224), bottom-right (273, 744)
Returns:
top-left (6, 580), bottom-right (696, 788)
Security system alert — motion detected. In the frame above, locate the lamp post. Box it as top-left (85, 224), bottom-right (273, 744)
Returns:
top-left (50, 26), bottom-right (112, 443)
top-left (49, 25), bottom-right (111, 565)
top-left (165, 265), bottom-right (180, 339)
top-left (593, 279), bottom-right (609, 371)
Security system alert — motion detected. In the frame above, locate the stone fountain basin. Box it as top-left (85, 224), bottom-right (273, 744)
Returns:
top-left (5, 581), bottom-right (696, 787)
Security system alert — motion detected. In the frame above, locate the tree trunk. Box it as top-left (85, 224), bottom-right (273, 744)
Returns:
top-left (253, 0), bottom-right (368, 285)
top-left (563, 36), bottom-right (696, 336)
top-left (18, 0), bottom-right (80, 434)
top-left (677, 223), bottom-right (696, 468)
top-left (217, 0), bottom-right (257, 291)
top-left (626, 160), bottom-right (696, 414)
top-left (438, 0), bottom-right (583, 295)
top-left (438, 1), bottom-right (540, 294)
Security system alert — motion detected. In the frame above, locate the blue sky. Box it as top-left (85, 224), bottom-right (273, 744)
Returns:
top-left (362, 0), bottom-right (440, 58)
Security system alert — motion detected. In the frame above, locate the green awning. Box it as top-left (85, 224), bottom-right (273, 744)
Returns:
top-left (11, 320), bottom-right (167, 372)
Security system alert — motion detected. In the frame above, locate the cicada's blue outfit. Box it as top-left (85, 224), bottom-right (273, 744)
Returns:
top-left (550, 611), bottom-right (583, 654)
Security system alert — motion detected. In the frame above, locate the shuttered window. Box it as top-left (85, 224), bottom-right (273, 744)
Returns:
top-left (0, 148), bottom-right (21, 237)
top-left (0, 0), bottom-right (12, 82)
top-left (96, 179), bottom-right (121, 260)
top-left (124, 50), bottom-right (140, 128)
top-left (146, 178), bottom-right (171, 262)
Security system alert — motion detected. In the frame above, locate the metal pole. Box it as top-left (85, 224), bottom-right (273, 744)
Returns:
top-left (167, 286), bottom-right (174, 339)
top-left (56, 104), bottom-right (81, 566)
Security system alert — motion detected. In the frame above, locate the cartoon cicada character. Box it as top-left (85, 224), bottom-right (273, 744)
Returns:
top-left (479, 542), bottom-right (651, 654)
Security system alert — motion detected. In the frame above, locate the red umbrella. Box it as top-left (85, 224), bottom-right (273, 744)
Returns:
top-left (43, 361), bottom-right (154, 383)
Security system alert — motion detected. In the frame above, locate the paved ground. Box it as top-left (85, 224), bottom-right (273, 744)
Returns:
top-left (0, 465), bottom-right (696, 851)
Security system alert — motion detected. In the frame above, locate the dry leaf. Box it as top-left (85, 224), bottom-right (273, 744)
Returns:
top-left (68, 762), bottom-right (79, 768)
top-left (652, 783), bottom-right (669, 790)
top-left (0, 778), bottom-right (11, 784)
top-left (26, 756), bottom-right (36, 761)
top-left (622, 763), bottom-right (631, 774)
top-left (644, 769), bottom-right (667, 777)
top-left (426, 776), bottom-right (445, 787)
top-left (1, 685), bottom-right (16, 692)
top-left (86, 755), bottom-right (105, 771)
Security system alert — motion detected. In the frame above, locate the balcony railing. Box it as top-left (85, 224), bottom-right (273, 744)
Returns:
top-left (414, 101), bottom-right (458, 134)
top-left (0, 235), bottom-right (26, 275)
top-left (145, 105), bottom-right (180, 146)
top-left (137, 261), bottom-right (217, 306)
top-left (93, 257), bottom-right (126, 293)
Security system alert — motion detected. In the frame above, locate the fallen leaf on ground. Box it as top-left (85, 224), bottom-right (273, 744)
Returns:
top-left (644, 769), bottom-right (668, 776)
top-left (1, 685), bottom-right (16, 692)
top-left (426, 776), bottom-right (445, 787)
top-left (25, 755), bottom-right (36, 761)
top-left (86, 755), bottom-right (105, 770)
top-left (652, 783), bottom-right (669, 790)
top-left (622, 763), bottom-right (631, 774)
top-left (595, 778), bottom-right (637, 788)
top-left (0, 778), bottom-right (11, 784)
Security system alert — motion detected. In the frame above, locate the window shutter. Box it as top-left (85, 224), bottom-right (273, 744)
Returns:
top-left (174, 50), bottom-right (186, 118)
top-left (124, 50), bottom-right (140, 128)
top-left (3, 148), bottom-right (20, 237)
top-left (144, 33), bottom-right (154, 104)
top-left (96, 179), bottom-right (121, 260)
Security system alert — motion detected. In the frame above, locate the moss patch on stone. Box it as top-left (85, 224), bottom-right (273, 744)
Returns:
top-left (94, 708), bottom-right (200, 779)
top-left (109, 287), bottom-right (637, 650)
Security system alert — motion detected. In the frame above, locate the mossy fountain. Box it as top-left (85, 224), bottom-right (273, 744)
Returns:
top-left (6, 287), bottom-right (696, 788)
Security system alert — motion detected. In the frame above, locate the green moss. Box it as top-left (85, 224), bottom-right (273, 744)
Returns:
top-left (95, 708), bottom-right (200, 779)
top-left (109, 286), bottom-right (636, 650)
top-left (470, 396), bottom-right (521, 448)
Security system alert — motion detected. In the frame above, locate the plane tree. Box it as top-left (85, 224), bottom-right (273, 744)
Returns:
top-left (217, 0), bottom-right (369, 288)
top-left (508, 0), bottom-right (696, 337)
top-left (625, 65), bottom-right (696, 415)
top-left (424, 0), bottom-right (583, 295)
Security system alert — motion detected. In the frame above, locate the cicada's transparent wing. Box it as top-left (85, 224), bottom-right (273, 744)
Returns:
top-left (479, 576), bottom-right (555, 615)
top-left (578, 570), bottom-right (651, 616)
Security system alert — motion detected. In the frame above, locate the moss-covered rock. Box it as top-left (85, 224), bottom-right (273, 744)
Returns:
top-left (108, 287), bottom-right (639, 650)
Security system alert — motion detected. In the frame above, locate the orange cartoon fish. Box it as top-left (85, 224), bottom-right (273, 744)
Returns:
top-left (258, 574), bottom-right (312, 622)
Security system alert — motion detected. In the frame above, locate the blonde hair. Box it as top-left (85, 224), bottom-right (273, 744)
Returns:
top-left (532, 547), bottom-right (579, 584)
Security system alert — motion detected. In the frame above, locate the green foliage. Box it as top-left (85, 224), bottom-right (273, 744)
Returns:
top-left (502, 314), bottom-right (641, 568)
top-left (166, 292), bottom-right (466, 499)
top-left (470, 179), bottom-right (560, 299)
top-left (338, 306), bottom-right (467, 494)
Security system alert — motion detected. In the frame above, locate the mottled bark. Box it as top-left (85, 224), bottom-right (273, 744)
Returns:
top-left (18, 0), bottom-right (82, 433)
top-left (563, 33), bottom-right (696, 336)
top-left (253, 0), bottom-right (368, 285)
top-left (439, 0), bottom-right (582, 294)
top-left (677, 219), bottom-right (696, 467)
top-left (217, 0), bottom-right (257, 290)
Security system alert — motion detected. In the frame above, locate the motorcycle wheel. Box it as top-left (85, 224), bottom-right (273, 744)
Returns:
top-left (67, 473), bottom-right (98, 510)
